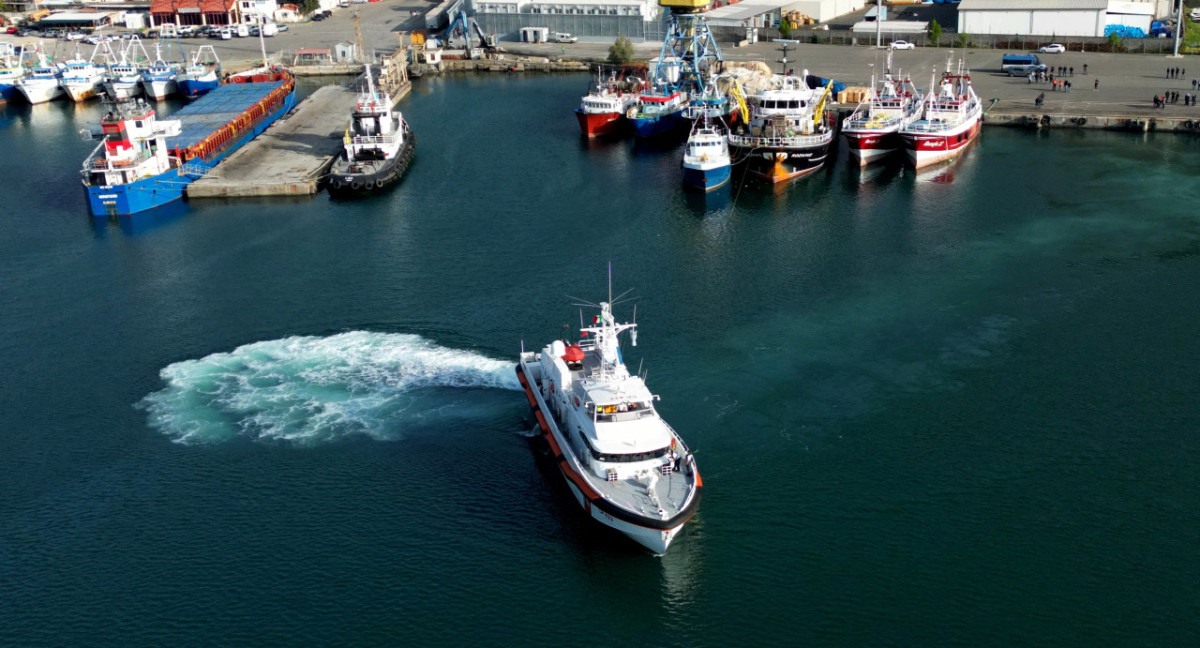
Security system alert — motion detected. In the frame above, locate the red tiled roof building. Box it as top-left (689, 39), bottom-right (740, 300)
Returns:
top-left (150, 0), bottom-right (238, 27)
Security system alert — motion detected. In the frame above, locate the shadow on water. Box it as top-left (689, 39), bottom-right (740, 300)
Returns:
top-left (90, 199), bottom-right (191, 237)
top-left (631, 134), bottom-right (686, 157)
top-left (682, 183), bottom-right (731, 216)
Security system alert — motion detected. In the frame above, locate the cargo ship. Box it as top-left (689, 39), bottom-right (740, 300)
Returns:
top-left (81, 68), bottom-right (296, 217)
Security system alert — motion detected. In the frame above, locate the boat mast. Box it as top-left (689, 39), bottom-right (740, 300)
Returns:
top-left (353, 11), bottom-right (375, 97)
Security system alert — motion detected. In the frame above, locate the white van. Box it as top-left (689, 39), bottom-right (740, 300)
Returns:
top-left (235, 24), bottom-right (249, 37)
top-left (261, 22), bottom-right (278, 36)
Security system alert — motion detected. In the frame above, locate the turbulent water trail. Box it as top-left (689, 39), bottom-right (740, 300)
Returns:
top-left (138, 332), bottom-right (520, 444)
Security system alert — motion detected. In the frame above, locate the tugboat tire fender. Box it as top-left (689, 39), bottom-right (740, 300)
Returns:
top-left (350, 180), bottom-right (362, 190)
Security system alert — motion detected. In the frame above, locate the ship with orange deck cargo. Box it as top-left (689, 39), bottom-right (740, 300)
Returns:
top-left (81, 68), bottom-right (296, 217)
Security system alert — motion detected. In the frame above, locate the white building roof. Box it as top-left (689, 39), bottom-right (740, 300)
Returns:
top-left (707, 0), bottom-right (793, 21)
top-left (1107, 0), bottom-right (1153, 15)
top-left (958, 0), bottom-right (1108, 9)
top-left (41, 11), bottom-right (118, 22)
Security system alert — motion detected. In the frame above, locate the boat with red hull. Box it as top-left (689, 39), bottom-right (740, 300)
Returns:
top-left (842, 71), bottom-right (922, 166)
top-left (575, 67), bottom-right (642, 138)
top-left (900, 61), bottom-right (982, 169)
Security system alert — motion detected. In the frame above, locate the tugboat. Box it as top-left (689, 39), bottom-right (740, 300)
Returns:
top-left (842, 68), bottom-right (922, 166)
top-left (515, 285), bottom-right (702, 554)
top-left (681, 117), bottom-right (731, 191)
top-left (326, 64), bottom-right (415, 197)
top-left (899, 58), bottom-right (982, 169)
top-left (727, 72), bottom-right (837, 183)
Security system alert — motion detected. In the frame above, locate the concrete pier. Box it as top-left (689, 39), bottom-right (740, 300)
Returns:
top-left (187, 85), bottom-right (357, 198)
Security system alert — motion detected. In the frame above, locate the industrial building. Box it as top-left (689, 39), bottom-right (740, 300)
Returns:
top-left (706, 0), bottom-right (865, 28)
top-left (957, 0), bottom-right (1167, 38)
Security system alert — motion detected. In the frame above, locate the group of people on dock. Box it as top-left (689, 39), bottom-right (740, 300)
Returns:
top-left (1154, 91), bottom-right (1196, 108)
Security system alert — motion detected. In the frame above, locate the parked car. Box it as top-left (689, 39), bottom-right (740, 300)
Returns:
top-left (553, 32), bottom-right (577, 43)
top-left (65, 31), bottom-right (86, 41)
top-left (890, 40), bottom-right (916, 50)
top-left (1038, 43), bottom-right (1065, 53)
top-left (5, 26), bottom-right (18, 35)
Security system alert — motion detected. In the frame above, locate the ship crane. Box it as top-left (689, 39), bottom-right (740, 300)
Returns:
top-left (651, 0), bottom-right (722, 97)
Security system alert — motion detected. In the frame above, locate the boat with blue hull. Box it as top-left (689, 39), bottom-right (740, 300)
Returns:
top-left (681, 118), bottom-right (731, 191)
top-left (628, 88), bottom-right (688, 138)
top-left (81, 69), bottom-right (296, 217)
top-left (176, 46), bottom-right (221, 100)
top-left (0, 44), bottom-right (27, 103)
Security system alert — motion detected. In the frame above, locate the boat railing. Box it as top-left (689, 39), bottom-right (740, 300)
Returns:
top-left (729, 131), bottom-right (831, 148)
top-left (349, 133), bottom-right (400, 146)
top-left (89, 148), bottom-right (154, 170)
top-left (905, 119), bottom-right (962, 134)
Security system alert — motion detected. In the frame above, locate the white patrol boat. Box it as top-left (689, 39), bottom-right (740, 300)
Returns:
top-left (516, 294), bottom-right (702, 554)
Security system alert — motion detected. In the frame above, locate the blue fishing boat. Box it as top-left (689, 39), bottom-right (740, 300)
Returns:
top-left (176, 45), bottom-right (221, 100)
top-left (681, 118), bottom-right (731, 191)
top-left (0, 43), bottom-right (28, 103)
top-left (628, 85), bottom-right (688, 138)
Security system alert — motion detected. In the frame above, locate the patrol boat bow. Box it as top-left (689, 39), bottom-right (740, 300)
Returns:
top-left (516, 292), bottom-right (702, 554)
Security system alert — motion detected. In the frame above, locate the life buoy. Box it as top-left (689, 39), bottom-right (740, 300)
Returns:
top-left (574, 396), bottom-right (580, 407)
top-left (550, 381), bottom-right (556, 393)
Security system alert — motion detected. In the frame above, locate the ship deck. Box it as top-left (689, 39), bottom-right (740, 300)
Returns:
top-left (169, 80), bottom-right (288, 152)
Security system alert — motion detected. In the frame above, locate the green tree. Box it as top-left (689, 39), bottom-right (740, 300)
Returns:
top-left (300, 0), bottom-right (320, 14)
top-left (778, 18), bottom-right (792, 39)
top-left (607, 35), bottom-right (634, 65)
top-left (928, 19), bottom-right (942, 47)
top-left (1106, 32), bottom-right (1122, 51)
top-left (957, 32), bottom-right (970, 48)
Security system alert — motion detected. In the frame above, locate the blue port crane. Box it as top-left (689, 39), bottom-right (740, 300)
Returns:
top-left (439, 7), bottom-right (495, 51)
top-left (650, 0), bottom-right (722, 97)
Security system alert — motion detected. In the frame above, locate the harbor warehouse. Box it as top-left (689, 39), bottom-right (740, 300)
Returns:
top-left (957, 0), bottom-right (1109, 37)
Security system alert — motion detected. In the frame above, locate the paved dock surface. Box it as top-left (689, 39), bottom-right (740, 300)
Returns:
top-left (187, 85), bottom-right (355, 198)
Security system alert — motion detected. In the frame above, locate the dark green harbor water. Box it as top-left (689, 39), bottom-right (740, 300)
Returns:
top-left (1, 74), bottom-right (1198, 647)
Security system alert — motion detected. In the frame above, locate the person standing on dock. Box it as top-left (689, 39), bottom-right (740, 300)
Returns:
top-left (1069, 66), bottom-right (1074, 76)
top-left (1083, 63), bottom-right (1088, 75)
top-left (1094, 78), bottom-right (1099, 91)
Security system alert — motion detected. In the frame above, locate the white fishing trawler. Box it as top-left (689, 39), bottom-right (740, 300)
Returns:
top-left (841, 66), bottom-right (922, 167)
top-left (104, 37), bottom-right (149, 101)
top-left (900, 58), bottom-right (982, 169)
top-left (60, 44), bottom-right (107, 103)
top-left (16, 53), bottom-right (64, 104)
top-left (516, 285), bottom-right (702, 554)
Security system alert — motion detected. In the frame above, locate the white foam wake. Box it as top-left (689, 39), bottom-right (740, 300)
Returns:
top-left (138, 331), bottom-right (520, 444)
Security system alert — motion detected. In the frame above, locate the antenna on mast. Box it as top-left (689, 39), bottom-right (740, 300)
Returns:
top-left (631, 304), bottom-right (637, 347)
top-left (607, 261), bottom-right (612, 306)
